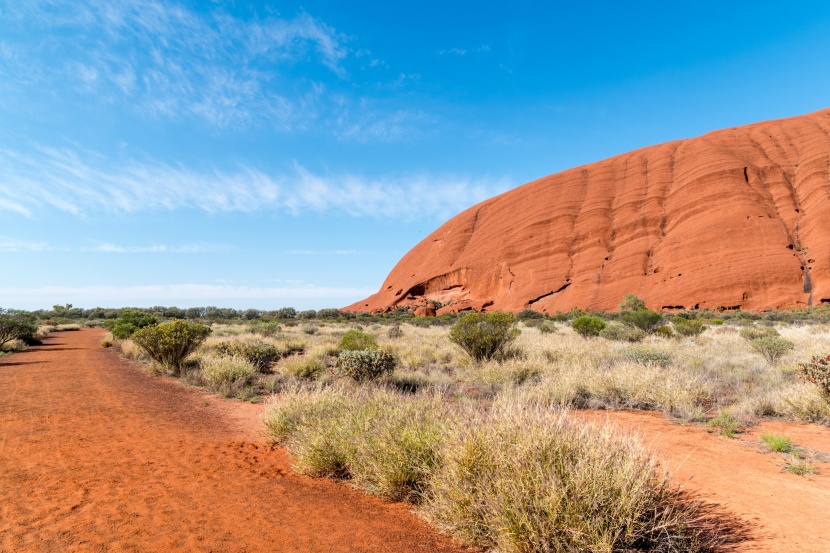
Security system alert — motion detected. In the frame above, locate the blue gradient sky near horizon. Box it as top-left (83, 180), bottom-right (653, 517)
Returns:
top-left (2, 1), bottom-right (830, 310)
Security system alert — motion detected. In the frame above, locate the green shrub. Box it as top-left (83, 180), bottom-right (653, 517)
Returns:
top-left (215, 339), bottom-right (279, 371)
top-left (571, 315), bottom-right (606, 338)
top-left (618, 294), bottom-right (646, 312)
top-left (245, 320), bottom-right (282, 337)
top-left (621, 309), bottom-right (663, 333)
top-left (131, 320), bottom-right (211, 374)
top-left (516, 309), bottom-right (545, 320)
top-left (739, 326), bottom-right (779, 341)
top-left (653, 325), bottom-right (675, 338)
top-left (599, 322), bottom-right (645, 342)
top-left (623, 345), bottom-right (672, 367)
top-left (750, 336), bottom-right (794, 364)
top-left (448, 312), bottom-right (520, 361)
top-left (797, 354), bottom-right (830, 395)
top-left (674, 319), bottom-right (707, 337)
top-left (301, 325), bottom-right (318, 335)
top-left (200, 355), bottom-right (257, 397)
top-left (338, 329), bottom-right (379, 351)
top-left (335, 350), bottom-right (397, 381)
top-left (110, 309), bottom-right (158, 339)
top-left (0, 313), bottom-right (38, 348)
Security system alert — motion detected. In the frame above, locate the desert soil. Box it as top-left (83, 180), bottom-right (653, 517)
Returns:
top-left (2, 329), bottom-right (829, 552)
top-left (0, 329), bottom-right (469, 552)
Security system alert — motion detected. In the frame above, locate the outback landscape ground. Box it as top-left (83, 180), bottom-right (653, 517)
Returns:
top-left (2, 311), bottom-right (829, 552)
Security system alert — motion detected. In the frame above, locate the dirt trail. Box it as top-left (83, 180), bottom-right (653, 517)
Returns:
top-left (577, 411), bottom-right (830, 553)
top-left (0, 329), bottom-right (469, 552)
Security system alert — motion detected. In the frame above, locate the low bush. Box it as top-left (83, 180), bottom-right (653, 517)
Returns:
top-left (621, 309), bottom-right (663, 333)
top-left (618, 294), bottom-right (646, 312)
top-left (673, 319), bottom-right (707, 337)
top-left (245, 320), bottom-right (282, 337)
top-left (623, 345), bottom-right (672, 367)
top-left (571, 315), bottom-right (606, 338)
top-left (0, 339), bottom-right (28, 353)
top-left (335, 350), bottom-right (397, 381)
top-left (301, 325), bottom-right (319, 335)
top-left (448, 312), bottom-right (520, 361)
top-left (131, 320), bottom-right (211, 374)
top-left (739, 326), bottom-right (779, 341)
top-left (200, 355), bottom-right (257, 397)
top-left (796, 354), bottom-right (830, 395)
top-left (215, 339), bottom-right (279, 371)
top-left (600, 322), bottom-right (645, 342)
top-left (516, 308), bottom-right (545, 320)
top-left (338, 329), bottom-right (378, 351)
top-left (0, 312), bottom-right (39, 347)
top-left (750, 336), bottom-right (794, 364)
top-left (387, 325), bottom-right (404, 339)
top-left (110, 309), bottom-right (158, 339)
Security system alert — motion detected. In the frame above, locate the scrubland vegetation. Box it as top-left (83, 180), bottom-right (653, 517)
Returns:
top-left (7, 299), bottom-right (830, 550)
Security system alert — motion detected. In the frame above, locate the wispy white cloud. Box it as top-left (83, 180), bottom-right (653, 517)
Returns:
top-left (286, 249), bottom-right (367, 255)
top-left (0, 236), bottom-right (54, 252)
top-left (85, 242), bottom-right (232, 253)
top-left (0, 1), bottom-right (349, 130)
top-left (0, 283), bottom-right (375, 309)
top-left (438, 45), bottom-right (491, 56)
top-left (0, 144), bottom-right (512, 220)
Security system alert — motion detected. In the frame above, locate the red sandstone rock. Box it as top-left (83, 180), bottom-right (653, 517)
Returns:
top-left (346, 108), bottom-right (830, 313)
top-left (413, 305), bottom-right (437, 317)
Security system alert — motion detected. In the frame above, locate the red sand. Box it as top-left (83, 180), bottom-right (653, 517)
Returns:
top-left (348, 108), bottom-right (830, 314)
top-left (2, 329), bottom-right (829, 551)
top-left (0, 329), bottom-right (470, 552)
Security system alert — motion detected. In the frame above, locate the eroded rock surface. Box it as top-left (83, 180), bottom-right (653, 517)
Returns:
top-left (347, 108), bottom-right (830, 313)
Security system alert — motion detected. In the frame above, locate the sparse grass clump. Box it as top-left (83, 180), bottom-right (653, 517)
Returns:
top-left (707, 411), bottom-right (742, 438)
top-left (449, 312), bottom-right (520, 361)
top-left (623, 345), bottom-right (672, 367)
top-left (280, 356), bottom-right (326, 379)
top-left (245, 320), bottom-right (282, 337)
top-left (760, 433), bottom-right (793, 453)
top-left (426, 402), bottom-right (714, 552)
top-left (785, 460), bottom-right (817, 476)
top-left (200, 354), bottom-right (258, 397)
top-left (739, 326), bottom-right (779, 341)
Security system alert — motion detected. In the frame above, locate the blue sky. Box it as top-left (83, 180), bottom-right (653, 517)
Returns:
top-left (2, 1), bottom-right (830, 310)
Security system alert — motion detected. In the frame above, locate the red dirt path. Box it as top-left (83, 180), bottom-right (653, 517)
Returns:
top-left (0, 329), bottom-right (469, 552)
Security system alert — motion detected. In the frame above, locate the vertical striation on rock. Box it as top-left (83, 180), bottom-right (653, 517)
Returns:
top-left (346, 108), bottom-right (830, 313)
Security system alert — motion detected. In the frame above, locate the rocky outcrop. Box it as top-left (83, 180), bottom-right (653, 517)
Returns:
top-left (347, 108), bottom-right (830, 314)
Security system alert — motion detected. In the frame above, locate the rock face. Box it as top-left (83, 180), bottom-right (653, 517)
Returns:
top-left (347, 108), bottom-right (830, 314)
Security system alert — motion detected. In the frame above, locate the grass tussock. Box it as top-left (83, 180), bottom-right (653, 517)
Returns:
top-left (265, 387), bottom-right (719, 552)
top-left (199, 354), bottom-right (258, 398)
